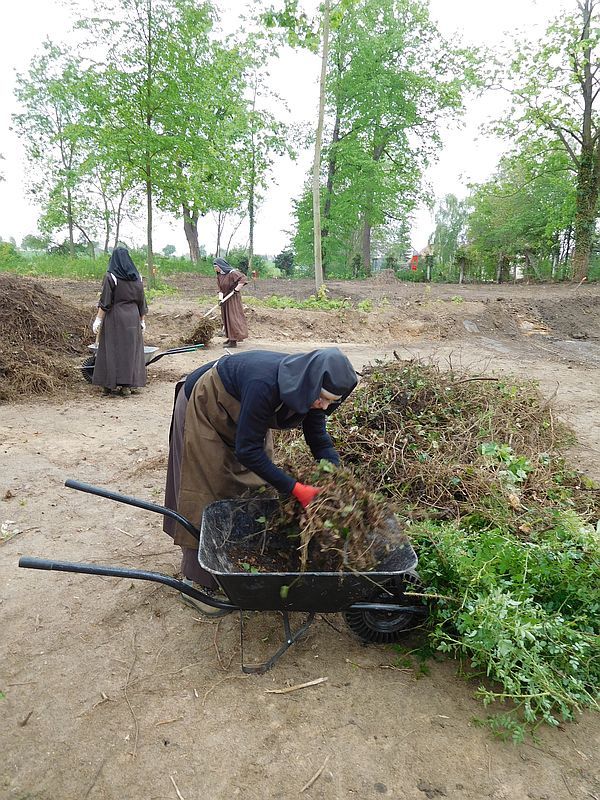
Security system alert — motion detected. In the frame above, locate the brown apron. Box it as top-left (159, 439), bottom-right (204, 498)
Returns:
top-left (166, 365), bottom-right (274, 549)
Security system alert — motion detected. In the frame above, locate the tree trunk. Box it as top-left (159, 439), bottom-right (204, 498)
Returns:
top-left (113, 192), bottom-right (125, 251)
top-left (361, 220), bottom-right (372, 277)
top-left (572, 144), bottom-right (600, 281)
top-left (182, 204), bottom-right (200, 263)
top-left (66, 188), bottom-right (75, 258)
top-left (458, 258), bottom-right (465, 285)
top-left (215, 211), bottom-right (225, 257)
top-left (523, 249), bottom-right (541, 281)
top-left (360, 141), bottom-right (386, 276)
top-left (248, 76), bottom-right (258, 275)
top-left (145, 0), bottom-right (155, 287)
top-left (101, 191), bottom-right (110, 253)
top-left (551, 232), bottom-right (560, 279)
top-left (248, 150), bottom-right (255, 274)
top-left (571, 1), bottom-right (599, 281)
top-left (321, 104), bottom-right (341, 278)
top-left (496, 253), bottom-right (504, 284)
top-left (146, 169), bottom-right (154, 287)
top-left (311, 0), bottom-right (330, 291)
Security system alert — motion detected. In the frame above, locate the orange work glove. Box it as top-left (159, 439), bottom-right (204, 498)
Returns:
top-left (291, 482), bottom-right (321, 509)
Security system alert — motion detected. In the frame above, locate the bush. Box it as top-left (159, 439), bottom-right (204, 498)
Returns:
top-left (0, 242), bottom-right (28, 271)
top-left (274, 248), bottom-right (295, 276)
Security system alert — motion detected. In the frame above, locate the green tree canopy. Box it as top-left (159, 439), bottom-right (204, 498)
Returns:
top-left (465, 144), bottom-right (576, 281)
top-left (497, 0), bottom-right (600, 279)
top-left (292, 0), bottom-right (479, 276)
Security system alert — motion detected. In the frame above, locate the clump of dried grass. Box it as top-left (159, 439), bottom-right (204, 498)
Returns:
top-left (0, 273), bottom-right (91, 402)
top-left (275, 357), bottom-right (599, 537)
top-left (182, 317), bottom-right (217, 346)
top-left (272, 464), bottom-right (404, 572)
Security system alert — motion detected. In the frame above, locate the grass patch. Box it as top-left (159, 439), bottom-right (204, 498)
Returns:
top-left (145, 283), bottom-right (179, 302)
top-left (244, 294), bottom-right (352, 311)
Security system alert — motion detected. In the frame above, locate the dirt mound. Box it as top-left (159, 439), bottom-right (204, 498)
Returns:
top-left (371, 268), bottom-right (399, 283)
top-left (535, 295), bottom-right (600, 339)
top-left (246, 305), bottom-right (442, 344)
top-left (0, 273), bottom-right (91, 402)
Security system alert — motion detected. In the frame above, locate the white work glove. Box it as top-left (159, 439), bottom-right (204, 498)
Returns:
top-left (92, 317), bottom-right (102, 334)
top-left (141, 320), bottom-right (146, 331)
top-left (218, 292), bottom-right (224, 302)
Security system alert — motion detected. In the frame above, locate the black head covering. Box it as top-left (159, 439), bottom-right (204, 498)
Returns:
top-left (108, 247), bottom-right (141, 281)
top-left (277, 348), bottom-right (358, 415)
top-left (214, 257), bottom-right (233, 274)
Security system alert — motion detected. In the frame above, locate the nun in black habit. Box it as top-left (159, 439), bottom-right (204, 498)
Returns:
top-left (92, 247), bottom-right (148, 396)
top-left (163, 348), bottom-right (358, 615)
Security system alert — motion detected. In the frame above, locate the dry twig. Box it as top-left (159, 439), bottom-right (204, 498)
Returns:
top-left (265, 677), bottom-right (328, 694)
top-left (300, 755), bottom-right (330, 793)
top-left (170, 775), bottom-right (187, 800)
top-left (123, 633), bottom-right (139, 758)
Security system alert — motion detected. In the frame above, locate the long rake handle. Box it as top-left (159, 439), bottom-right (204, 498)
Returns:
top-left (203, 289), bottom-right (235, 318)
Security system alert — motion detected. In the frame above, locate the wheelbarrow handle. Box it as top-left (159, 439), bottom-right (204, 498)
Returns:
top-left (18, 557), bottom-right (235, 611)
top-left (64, 479), bottom-right (200, 541)
top-left (145, 344), bottom-right (204, 366)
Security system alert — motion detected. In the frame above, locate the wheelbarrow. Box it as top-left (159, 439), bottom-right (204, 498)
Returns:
top-left (18, 479), bottom-right (427, 674)
top-left (80, 343), bottom-right (205, 383)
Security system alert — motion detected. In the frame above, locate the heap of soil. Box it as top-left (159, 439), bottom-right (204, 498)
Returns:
top-left (0, 273), bottom-right (91, 402)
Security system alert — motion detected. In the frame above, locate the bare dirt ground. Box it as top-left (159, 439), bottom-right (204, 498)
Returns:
top-left (1, 275), bottom-right (599, 800)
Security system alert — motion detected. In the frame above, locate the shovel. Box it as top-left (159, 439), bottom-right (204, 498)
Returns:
top-left (203, 289), bottom-right (235, 319)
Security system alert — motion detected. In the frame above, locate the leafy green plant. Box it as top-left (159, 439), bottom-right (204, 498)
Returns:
top-left (245, 294), bottom-right (351, 311)
top-left (145, 284), bottom-right (179, 302)
top-left (411, 514), bottom-right (600, 736)
top-left (480, 442), bottom-right (533, 485)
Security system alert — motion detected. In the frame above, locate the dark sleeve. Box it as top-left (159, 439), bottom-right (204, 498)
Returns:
top-left (138, 283), bottom-right (148, 315)
top-left (235, 381), bottom-right (296, 494)
top-left (302, 410), bottom-right (340, 465)
top-left (98, 275), bottom-right (115, 312)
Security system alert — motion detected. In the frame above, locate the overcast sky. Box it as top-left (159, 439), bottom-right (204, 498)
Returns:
top-left (0, 0), bottom-right (569, 258)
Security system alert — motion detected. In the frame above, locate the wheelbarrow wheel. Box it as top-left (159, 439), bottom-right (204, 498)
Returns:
top-left (343, 570), bottom-right (426, 644)
top-left (81, 355), bottom-right (96, 384)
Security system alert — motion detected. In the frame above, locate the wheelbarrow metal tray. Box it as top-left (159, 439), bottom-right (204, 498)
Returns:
top-left (88, 343), bottom-right (159, 365)
top-left (199, 498), bottom-right (417, 613)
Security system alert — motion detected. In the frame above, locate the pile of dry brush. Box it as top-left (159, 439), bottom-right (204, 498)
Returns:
top-left (181, 317), bottom-right (217, 347)
top-left (276, 357), bottom-right (599, 546)
top-left (0, 274), bottom-right (91, 402)
top-left (263, 464), bottom-right (406, 573)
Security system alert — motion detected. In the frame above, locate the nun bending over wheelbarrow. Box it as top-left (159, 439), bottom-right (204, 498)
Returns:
top-left (91, 247), bottom-right (148, 397)
top-left (163, 348), bottom-right (358, 616)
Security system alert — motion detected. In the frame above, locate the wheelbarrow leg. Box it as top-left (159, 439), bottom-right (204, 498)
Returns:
top-left (239, 610), bottom-right (316, 675)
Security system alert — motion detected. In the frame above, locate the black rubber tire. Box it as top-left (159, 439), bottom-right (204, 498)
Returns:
top-left (81, 355), bottom-right (96, 384)
top-left (343, 570), bottom-right (427, 644)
